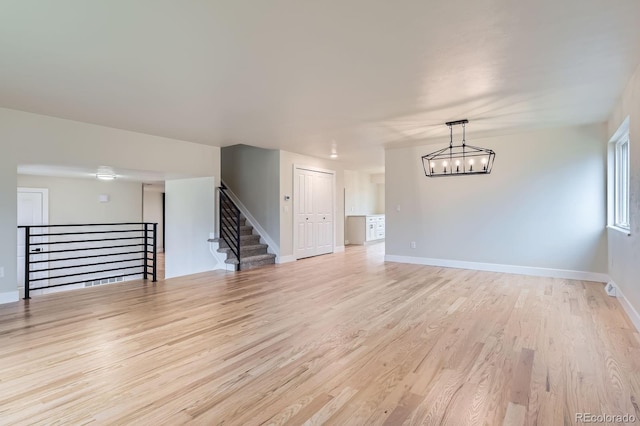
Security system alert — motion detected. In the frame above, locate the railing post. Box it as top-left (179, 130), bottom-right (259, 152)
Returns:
top-left (143, 223), bottom-right (149, 280)
top-left (24, 226), bottom-right (30, 300)
top-left (236, 207), bottom-right (241, 272)
top-left (152, 223), bottom-right (158, 282)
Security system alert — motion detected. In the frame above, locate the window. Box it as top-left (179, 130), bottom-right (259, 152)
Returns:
top-left (613, 132), bottom-right (630, 230)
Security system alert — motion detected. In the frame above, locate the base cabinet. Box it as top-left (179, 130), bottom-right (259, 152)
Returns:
top-left (346, 215), bottom-right (385, 245)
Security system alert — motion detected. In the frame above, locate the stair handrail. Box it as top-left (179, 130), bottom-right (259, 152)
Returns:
top-left (218, 184), bottom-right (242, 271)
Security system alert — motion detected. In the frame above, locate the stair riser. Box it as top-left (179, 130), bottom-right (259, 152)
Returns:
top-left (240, 258), bottom-right (276, 270)
top-left (221, 227), bottom-right (253, 236)
top-left (221, 217), bottom-right (247, 227)
top-left (218, 236), bottom-right (261, 248)
top-left (222, 246), bottom-right (268, 259)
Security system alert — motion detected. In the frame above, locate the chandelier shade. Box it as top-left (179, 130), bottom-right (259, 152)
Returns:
top-left (421, 119), bottom-right (495, 177)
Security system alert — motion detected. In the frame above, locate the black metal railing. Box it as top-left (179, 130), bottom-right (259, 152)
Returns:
top-left (218, 184), bottom-right (241, 271)
top-left (19, 222), bottom-right (158, 299)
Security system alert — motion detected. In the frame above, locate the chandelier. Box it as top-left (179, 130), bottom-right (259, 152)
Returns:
top-left (421, 119), bottom-right (495, 177)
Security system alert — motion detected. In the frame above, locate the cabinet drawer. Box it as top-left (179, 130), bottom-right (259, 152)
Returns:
top-left (376, 222), bottom-right (385, 229)
top-left (376, 217), bottom-right (385, 222)
top-left (376, 230), bottom-right (385, 239)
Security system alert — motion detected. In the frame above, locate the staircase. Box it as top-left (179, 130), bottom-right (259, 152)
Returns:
top-left (215, 185), bottom-right (276, 271)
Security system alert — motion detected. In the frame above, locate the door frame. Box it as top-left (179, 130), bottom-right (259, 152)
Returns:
top-left (292, 164), bottom-right (336, 260)
top-left (17, 187), bottom-right (50, 292)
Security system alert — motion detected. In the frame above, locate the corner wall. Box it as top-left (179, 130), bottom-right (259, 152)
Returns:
top-left (221, 145), bottom-right (280, 248)
top-left (608, 63), bottom-right (640, 324)
top-left (165, 177), bottom-right (217, 279)
top-left (0, 156), bottom-right (17, 303)
top-left (385, 124), bottom-right (608, 278)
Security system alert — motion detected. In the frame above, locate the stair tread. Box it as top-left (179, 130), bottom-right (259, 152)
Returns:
top-left (224, 253), bottom-right (276, 265)
top-left (218, 243), bottom-right (267, 252)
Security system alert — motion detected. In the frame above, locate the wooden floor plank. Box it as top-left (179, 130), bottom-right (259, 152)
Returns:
top-left (0, 244), bottom-right (638, 425)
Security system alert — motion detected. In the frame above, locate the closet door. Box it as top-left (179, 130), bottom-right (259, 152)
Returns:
top-left (293, 167), bottom-right (335, 259)
top-left (294, 168), bottom-right (317, 259)
top-left (314, 172), bottom-right (334, 255)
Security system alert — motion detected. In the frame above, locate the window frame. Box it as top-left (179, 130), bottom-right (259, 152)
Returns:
top-left (613, 132), bottom-right (630, 232)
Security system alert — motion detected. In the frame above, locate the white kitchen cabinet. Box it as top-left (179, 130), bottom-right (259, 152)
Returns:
top-left (346, 215), bottom-right (385, 245)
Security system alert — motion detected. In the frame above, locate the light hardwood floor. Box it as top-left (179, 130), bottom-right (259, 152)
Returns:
top-left (0, 244), bottom-right (638, 425)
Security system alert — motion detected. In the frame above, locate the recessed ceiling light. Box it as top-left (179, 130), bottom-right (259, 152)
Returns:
top-left (96, 167), bottom-right (116, 180)
top-left (330, 153), bottom-right (338, 159)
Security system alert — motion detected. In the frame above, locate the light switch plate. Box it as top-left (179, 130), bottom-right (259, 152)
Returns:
top-left (0, 267), bottom-right (4, 278)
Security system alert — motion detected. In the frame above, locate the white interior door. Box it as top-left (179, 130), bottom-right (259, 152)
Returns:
top-left (294, 169), bottom-right (316, 259)
top-left (315, 172), bottom-right (334, 255)
top-left (17, 188), bottom-right (49, 291)
top-left (294, 167), bottom-right (335, 259)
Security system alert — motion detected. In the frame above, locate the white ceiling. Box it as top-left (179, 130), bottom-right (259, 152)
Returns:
top-left (2, 1), bottom-right (640, 170)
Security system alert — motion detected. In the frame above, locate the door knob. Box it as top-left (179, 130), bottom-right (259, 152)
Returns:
top-left (31, 248), bottom-right (42, 252)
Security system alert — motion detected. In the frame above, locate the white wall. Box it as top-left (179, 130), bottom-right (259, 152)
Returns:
top-left (0, 155), bottom-right (17, 303)
top-left (344, 170), bottom-right (378, 215)
top-left (376, 183), bottom-right (385, 214)
top-left (0, 108), bottom-right (220, 302)
top-left (279, 151), bottom-right (345, 258)
top-left (221, 145), bottom-right (280, 247)
top-left (165, 177), bottom-right (217, 279)
top-left (608, 63), bottom-right (640, 322)
top-left (385, 124), bottom-right (608, 278)
top-left (143, 187), bottom-right (164, 252)
top-left (17, 175), bottom-right (142, 224)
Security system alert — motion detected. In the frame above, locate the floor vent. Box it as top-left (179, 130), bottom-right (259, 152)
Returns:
top-left (84, 276), bottom-right (124, 288)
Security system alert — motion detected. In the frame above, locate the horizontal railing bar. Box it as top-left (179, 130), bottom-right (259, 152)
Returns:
top-left (30, 236), bottom-right (145, 245)
top-left (30, 258), bottom-right (144, 273)
top-left (19, 222), bottom-right (157, 228)
top-left (29, 272), bottom-right (144, 290)
top-left (30, 265), bottom-right (144, 282)
top-left (28, 250), bottom-right (146, 264)
top-left (32, 244), bottom-right (145, 255)
top-left (29, 230), bottom-right (145, 237)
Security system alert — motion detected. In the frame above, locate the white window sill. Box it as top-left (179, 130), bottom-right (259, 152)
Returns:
top-left (607, 225), bottom-right (631, 236)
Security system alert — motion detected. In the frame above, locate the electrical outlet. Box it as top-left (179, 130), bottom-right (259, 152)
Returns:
top-left (0, 267), bottom-right (4, 278)
top-left (396, 205), bottom-right (401, 212)
top-left (605, 282), bottom-right (616, 297)
top-left (410, 242), bottom-right (416, 249)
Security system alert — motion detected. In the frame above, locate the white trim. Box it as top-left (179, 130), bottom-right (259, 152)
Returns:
top-left (0, 291), bottom-right (19, 304)
top-left (276, 255), bottom-right (297, 264)
top-left (207, 239), bottom-right (233, 271)
top-left (334, 245), bottom-right (345, 253)
top-left (384, 255), bottom-right (610, 282)
top-left (607, 225), bottom-right (631, 236)
top-left (292, 165), bottom-right (337, 260)
top-left (17, 187), bottom-right (50, 289)
top-left (220, 180), bottom-right (280, 257)
top-left (17, 187), bottom-right (49, 224)
top-left (608, 280), bottom-right (640, 332)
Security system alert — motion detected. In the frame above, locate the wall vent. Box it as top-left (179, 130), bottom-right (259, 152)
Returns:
top-left (84, 276), bottom-right (124, 288)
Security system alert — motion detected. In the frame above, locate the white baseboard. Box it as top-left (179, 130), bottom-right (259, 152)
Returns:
top-left (277, 255), bottom-right (296, 264)
top-left (0, 290), bottom-right (19, 305)
top-left (335, 245), bottom-right (345, 253)
top-left (384, 255), bottom-right (610, 283)
top-left (609, 280), bottom-right (640, 332)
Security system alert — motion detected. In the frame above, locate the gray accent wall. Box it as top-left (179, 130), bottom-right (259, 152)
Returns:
top-left (385, 123), bottom-right (608, 274)
top-left (222, 145), bottom-right (280, 246)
